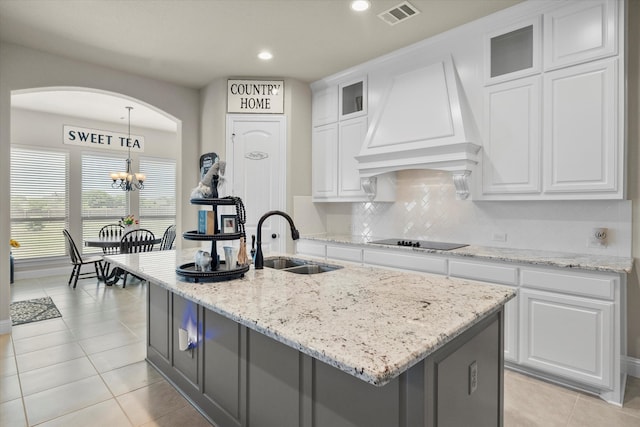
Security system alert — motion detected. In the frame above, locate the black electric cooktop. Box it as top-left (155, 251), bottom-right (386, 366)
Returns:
top-left (369, 239), bottom-right (468, 251)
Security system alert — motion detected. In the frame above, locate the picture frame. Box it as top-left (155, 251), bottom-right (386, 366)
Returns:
top-left (220, 215), bottom-right (237, 234)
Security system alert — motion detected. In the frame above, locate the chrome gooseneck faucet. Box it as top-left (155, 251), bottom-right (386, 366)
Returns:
top-left (254, 210), bottom-right (300, 269)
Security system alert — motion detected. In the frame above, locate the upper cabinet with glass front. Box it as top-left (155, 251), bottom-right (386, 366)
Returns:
top-left (485, 17), bottom-right (541, 85)
top-left (339, 76), bottom-right (367, 120)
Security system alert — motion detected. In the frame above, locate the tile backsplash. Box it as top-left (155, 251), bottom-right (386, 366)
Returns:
top-left (349, 170), bottom-right (632, 256)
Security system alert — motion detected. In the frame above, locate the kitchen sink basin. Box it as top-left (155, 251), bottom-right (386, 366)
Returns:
top-left (263, 256), bottom-right (343, 274)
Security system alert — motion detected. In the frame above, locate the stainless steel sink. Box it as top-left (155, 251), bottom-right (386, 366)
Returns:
top-left (263, 257), bottom-right (306, 269)
top-left (263, 256), bottom-right (342, 274)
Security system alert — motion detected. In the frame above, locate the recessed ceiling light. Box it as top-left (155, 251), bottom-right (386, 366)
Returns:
top-left (351, 0), bottom-right (370, 12)
top-left (258, 51), bottom-right (273, 60)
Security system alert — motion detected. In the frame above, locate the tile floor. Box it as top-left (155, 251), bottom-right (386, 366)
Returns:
top-left (1, 274), bottom-right (640, 426)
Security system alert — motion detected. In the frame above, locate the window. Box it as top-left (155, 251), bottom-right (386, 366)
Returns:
top-left (10, 147), bottom-right (69, 259)
top-left (139, 157), bottom-right (176, 238)
top-left (81, 153), bottom-right (127, 247)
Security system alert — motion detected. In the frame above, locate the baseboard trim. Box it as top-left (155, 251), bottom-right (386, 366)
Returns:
top-left (16, 266), bottom-right (71, 281)
top-left (0, 319), bottom-right (12, 335)
top-left (625, 356), bottom-right (640, 379)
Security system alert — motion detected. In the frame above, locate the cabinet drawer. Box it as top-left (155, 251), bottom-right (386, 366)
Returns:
top-left (521, 268), bottom-right (615, 300)
top-left (327, 245), bottom-right (362, 263)
top-left (363, 249), bottom-right (447, 275)
top-left (449, 260), bottom-right (518, 285)
top-left (295, 240), bottom-right (326, 258)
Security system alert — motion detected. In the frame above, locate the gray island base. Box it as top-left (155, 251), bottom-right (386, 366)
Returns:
top-left (105, 250), bottom-right (515, 427)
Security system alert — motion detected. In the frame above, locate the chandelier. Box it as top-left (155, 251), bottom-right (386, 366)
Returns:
top-left (109, 106), bottom-right (145, 191)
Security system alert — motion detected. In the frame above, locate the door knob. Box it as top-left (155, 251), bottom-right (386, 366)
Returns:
top-left (271, 233), bottom-right (278, 239)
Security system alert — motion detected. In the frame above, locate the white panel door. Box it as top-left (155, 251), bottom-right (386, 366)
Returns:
top-left (519, 288), bottom-right (613, 388)
top-left (338, 116), bottom-right (367, 198)
top-left (312, 123), bottom-right (338, 199)
top-left (226, 115), bottom-right (286, 255)
top-left (543, 58), bottom-right (619, 195)
top-left (483, 76), bottom-right (541, 194)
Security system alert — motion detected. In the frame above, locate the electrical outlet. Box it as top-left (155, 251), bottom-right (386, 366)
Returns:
top-left (492, 232), bottom-right (507, 242)
top-left (469, 361), bottom-right (478, 394)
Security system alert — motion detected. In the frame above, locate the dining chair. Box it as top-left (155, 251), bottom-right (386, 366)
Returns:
top-left (159, 224), bottom-right (177, 251)
top-left (119, 229), bottom-right (156, 287)
top-left (62, 229), bottom-right (105, 289)
top-left (98, 223), bottom-right (125, 254)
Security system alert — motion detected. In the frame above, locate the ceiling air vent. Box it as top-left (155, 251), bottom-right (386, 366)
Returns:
top-left (378, 1), bottom-right (420, 26)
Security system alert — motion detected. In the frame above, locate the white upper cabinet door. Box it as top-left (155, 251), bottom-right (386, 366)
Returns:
top-left (485, 16), bottom-right (541, 85)
top-left (543, 0), bottom-right (618, 71)
top-left (543, 58), bottom-right (620, 196)
top-left (482, 76), bottom-right (541, 195)
top-left (312, 86), bottom-right (338, 127)
top-left (311, 123), bottom-right (338, 199)
top-left (339, 76), bottom-right (367, 121)
top-left (338, 116), bottom-right (368, 198)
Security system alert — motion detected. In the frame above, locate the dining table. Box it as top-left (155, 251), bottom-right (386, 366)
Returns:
top-left (84, 235), bottom-right (162, 285)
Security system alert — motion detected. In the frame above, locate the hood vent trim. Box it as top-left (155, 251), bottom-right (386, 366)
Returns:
top-left (356, 55), bottom-right (481, 179)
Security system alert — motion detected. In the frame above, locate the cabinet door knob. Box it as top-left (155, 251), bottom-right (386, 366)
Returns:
top-left (271, 233), bottom-right (278, 239)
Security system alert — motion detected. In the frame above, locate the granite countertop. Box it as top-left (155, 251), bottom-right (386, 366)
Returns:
top-left (105, 249), bottom-right (515, 387)
top-left (302, 234), bottom-right (634, 274)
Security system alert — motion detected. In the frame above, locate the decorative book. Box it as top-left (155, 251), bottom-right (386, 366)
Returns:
top-left (198, 210), bottom-right (215, 234)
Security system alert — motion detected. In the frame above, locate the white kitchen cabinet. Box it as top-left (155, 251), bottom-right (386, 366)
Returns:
top-left (339, 76), bottom-right (367, 120)
top-left (449, 259), bottom-right (518, 286)
top-left (312, 86), bottom-right (338, 127)
top-left (484, 16), bottom-right (541, 85)
top-left (479, 0), bottom-right (624, 201)
top-left (295, 239), bottom-right (327, 258)
top-left (312, 123), bottom-right (338, 199)
top-left (363, 247), bottom-right (448, 275)
top-left (543, 0), bottom-right (618, 71)
top-left (543, 58), bottom-right (620, 196)
top-left (519, 288), bottom-right (613, 389)
top-left (313, 238), bottom-right (626, 404)
top-left (326, 244), bottom-right (362, 264)
top-left (312, 116), bottom-right (394, 202)
top-left (482, 76), bottom-right (541, 195)
top-left (448, 259), bottom-right (519, 362)
top-left (338, 117), bottom-right (368, 199)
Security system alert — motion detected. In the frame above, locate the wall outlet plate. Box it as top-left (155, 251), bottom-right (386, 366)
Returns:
top-left (492, 232), bottom-right (507, 242)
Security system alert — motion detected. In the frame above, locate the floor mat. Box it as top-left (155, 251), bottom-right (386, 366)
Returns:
top-left (10, 297), bottom-right (62, 326)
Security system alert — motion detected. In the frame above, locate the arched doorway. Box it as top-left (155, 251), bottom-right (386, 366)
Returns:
top-left (9, 87), bottom-right (181, 278)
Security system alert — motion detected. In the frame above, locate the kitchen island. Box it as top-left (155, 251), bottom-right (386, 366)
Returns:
top-left (106, 249), bottom-right (515, 427)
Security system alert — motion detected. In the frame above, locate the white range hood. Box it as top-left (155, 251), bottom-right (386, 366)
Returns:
top-left (356, 56), bottom-right (481, 198)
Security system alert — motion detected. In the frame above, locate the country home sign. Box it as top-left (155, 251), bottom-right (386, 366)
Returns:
top-left (63, 125), bottom-right (145, 153)
top-left (227, 79), bottom-right (284, 114)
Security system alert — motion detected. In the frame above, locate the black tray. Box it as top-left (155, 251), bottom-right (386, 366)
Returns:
top-left (183, 230), bottom-right (242, 241)
top-left (190, 197), bottom-right (237, 206)
top-left (176, 262), bottom-right (250, 283)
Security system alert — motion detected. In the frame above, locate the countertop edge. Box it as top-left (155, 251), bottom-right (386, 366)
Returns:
top-left (301, 235), bottom-right (633, 274)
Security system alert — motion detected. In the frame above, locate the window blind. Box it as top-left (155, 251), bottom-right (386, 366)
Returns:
top-left (10, 147), bottom-right (69, 259)
top-left (139, 157), bottom-right (177, 238)
top-left (81, 153), bottom-right (127, 246)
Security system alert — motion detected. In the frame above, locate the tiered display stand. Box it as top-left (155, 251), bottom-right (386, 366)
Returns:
top-left (176, 197), bottom-right (250, 282)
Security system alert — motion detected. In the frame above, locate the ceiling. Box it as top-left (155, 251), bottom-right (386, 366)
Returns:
top-left (0, 0), bottom-right (523, 129)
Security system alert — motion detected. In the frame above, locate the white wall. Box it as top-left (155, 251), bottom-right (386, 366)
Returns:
top-left (0, 42), bottom-right (200, 333)
top-left (199, 78), bottom-right (312, 213)
top-left (11, 108), bottom-right (178, 157)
